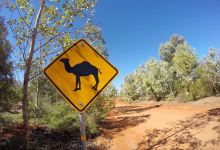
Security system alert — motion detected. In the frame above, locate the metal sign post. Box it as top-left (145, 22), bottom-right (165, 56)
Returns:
top-left (79, 112), bottom-right (87, 150)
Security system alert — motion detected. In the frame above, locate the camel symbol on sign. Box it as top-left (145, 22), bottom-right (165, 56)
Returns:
top-left (60, 58), bottom-right (102, 91)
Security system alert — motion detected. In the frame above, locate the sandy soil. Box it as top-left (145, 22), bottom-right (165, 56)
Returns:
top-left (94, 97), bottom-right (220, 150)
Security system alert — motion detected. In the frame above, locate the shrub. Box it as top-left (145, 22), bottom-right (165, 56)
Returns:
top-left (39, 101), bottom-right (79, 130)
top-left (32, 84), bottom-right (117, 135)
top-left (189, 78), bottom-right (214, 100)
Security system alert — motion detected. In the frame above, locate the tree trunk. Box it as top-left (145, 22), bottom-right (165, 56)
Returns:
top-left (213, 83), bottom-right (219, 94)
top-left (21, 0), bottom-right (45, 149)
top-left (34, 41), bottom-right (42, 110)
top-left (169, 83), bottom-right (173, 96)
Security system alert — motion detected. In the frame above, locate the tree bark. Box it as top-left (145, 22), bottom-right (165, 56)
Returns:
top-left (21, 0), bottom-right (45, 148)
top-left (34, 40), bottom-right (42, 110)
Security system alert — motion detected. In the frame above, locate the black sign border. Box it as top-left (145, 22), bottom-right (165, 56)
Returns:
top-left (44, 39), bottom-right (118, 112)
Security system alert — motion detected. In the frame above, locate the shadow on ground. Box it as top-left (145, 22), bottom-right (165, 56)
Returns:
top-left (91, 105), bottom-right (162, 150)
top-left (99, 104), bottom-right (163, 138)
top-left (100, 115), bottom-right (150, 137)
top-left (0, 125), bottom-right (83, 150)
top-left (113, 104), bottom-right (162, 115)
top-left (137, 108), bottom-right (220, 150)
top-left (94, 104), bottom-right (164, 149)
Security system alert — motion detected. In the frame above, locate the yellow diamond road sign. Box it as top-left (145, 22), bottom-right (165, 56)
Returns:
top-left (44, 39), bottom-right (118, 112)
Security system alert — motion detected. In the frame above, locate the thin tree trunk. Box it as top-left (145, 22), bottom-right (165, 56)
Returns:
top-left (169, 83), bottom-right (173, 96)
top-left (21, 0), bottom-right (44, 149)
top-left (34, 40), bottom-right (42, 110)
top-left (35, 77), bottom-right (39, 109)
top-left (213, 83), bottom-right (218, 94)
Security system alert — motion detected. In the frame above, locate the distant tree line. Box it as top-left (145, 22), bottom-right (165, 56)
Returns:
top-left (0, 16), bottom-right (21, 112)
top-left (121, 35), bottom-right (220, 102)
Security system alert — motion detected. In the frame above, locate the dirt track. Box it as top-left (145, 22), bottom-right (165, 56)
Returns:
top-left (94, 97), bottom-right (220, 150)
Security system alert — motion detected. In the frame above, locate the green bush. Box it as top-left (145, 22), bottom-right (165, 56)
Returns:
top-left (189, 78), bottom-right (214, 100)
top-left (29, 98), bottom-right (52, 119)
top-left (120, 74), bottom-right (143, 102)
top-left (86, 85), bottom-right (116, 134)
top-left (0, 84), bottom-right (21, 112)
top-left (39, 101), bottom-right (79, 130)
top-left (0, 112), bottom-right (23, 125)
top-left (175, 92), bottom-right (194, 102)
top-left (30, 84), bottom-right (117, 135)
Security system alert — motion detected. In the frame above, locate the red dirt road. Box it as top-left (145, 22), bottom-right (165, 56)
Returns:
top-left (94, 97), bottom-right (220, 150)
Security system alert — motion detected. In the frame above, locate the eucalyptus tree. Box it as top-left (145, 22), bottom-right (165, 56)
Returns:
top-left (172, 43), bottom-right (197, 94)
top-left (198, 48), bottom-right (220, 94)
top-left (120, 64), bottom-right (148, 102)
top-left (159, 34), bottom-right (185, 64)
top-left (121, 73), bottom-right (140, 101)
top-left (143, 59), bottom-right (176, 100)
top-left (7, 0), bottom-right (97, 146)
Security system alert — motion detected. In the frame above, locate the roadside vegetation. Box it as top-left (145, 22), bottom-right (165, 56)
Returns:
top-left (121, 34), bottom-right (220, 102)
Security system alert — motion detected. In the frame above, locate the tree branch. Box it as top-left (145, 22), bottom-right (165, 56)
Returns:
top-left (30, 8), bottom-right (37, 29)
top-left (29, 70), bottom-right (43, 81)
top-left (34, 36), bottom-right (56, 53)
top-left (8, 24), bottom-right (27, 64)
top-left (15, 4), bottom-right (33, 32)
top-left (32, 49), bottom-right (61, 64)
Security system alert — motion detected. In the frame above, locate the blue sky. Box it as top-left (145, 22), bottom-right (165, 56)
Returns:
top-left (93, 0), bottom-right (220, 89)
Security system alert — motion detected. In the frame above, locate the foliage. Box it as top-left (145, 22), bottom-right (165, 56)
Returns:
top-left (28, 84), bottom-right (116, 135)
top-left (86, 84), bottom-right (116, 134)
top-left (159, 34), bottom-right (185, 64)
top-left (144, 59), bottom-right (176, 100)
top-left (0, 112), bottom-right (23, 125)
top-left (197, 48), bottom-right (220, 94)
top-left (0, 16), bottom-right (20, 112)
top-left (82, 21), bottom-right (108, 58)
top-left (38, 101), bottom-right (79, 129)
top-left (189, 78), bottom-right (214, 100)
top-left (120, 65), bottom-right (147, 102)
top-left (121, 34), bottom-right (220, 102)
top-left (121, 58), bottom-right (176, 101)
top-left (172, 43), bottom-right (197, 93)
top-left (29, 75), bottom-right (62, 104)
top-left (8, 0), bottom-right (97, 51)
